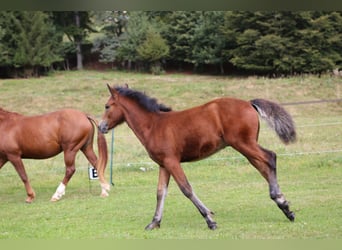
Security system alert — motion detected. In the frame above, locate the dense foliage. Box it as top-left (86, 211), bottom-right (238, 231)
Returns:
top-left (0, 11), bottom-right (341, 77)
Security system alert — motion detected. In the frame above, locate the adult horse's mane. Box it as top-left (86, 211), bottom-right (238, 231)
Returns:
top-left (115, 86), bottom-right (172, 113)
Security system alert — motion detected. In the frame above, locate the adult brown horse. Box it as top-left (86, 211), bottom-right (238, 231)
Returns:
top-left (99, 85), bottom-right (296, 230)
top-left (0, 108), bottom-right (110, 203)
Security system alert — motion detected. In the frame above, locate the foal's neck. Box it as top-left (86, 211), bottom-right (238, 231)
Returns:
top-left (123, 103), bottom-right (156, 146)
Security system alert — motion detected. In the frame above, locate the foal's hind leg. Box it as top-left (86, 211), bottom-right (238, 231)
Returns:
top-left (233, 142), bottom-right (295, 221)
top-left (261, 147), bottom-right (295, 221)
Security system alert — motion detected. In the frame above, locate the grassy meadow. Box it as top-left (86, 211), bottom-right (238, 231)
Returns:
top-left (0, 71), bottom-right (341, 239)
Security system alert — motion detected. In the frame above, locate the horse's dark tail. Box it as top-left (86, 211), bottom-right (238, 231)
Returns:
top-left (250, 99), bottom-right (296, 144)
top-left (87, 115), bottom-right (110, 196)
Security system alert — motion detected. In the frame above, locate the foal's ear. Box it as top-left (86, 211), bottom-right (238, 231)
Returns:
top-left (107, 84), bottom-right (118, 99)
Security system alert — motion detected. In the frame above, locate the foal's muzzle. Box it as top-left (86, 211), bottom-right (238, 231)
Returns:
top-left (98, 121), bottom-right (109, 134)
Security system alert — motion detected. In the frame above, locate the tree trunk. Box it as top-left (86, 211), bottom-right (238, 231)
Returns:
top-left (75, 11), bottom-right (83, 70)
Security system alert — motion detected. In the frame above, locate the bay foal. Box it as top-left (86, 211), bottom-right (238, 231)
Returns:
top-left (99, 85), bottom-right (296, 230)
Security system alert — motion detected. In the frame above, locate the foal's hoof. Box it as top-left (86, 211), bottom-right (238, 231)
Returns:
top-left (208, 221), bottom-right (217, 230)
top-left (145, 221), bottom-right (160, 230)
top-left (287, 211), bottom-right (295, 222)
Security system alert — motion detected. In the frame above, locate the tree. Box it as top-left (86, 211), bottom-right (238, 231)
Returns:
top-left (0, 16), bottom-right (11, 67)
top-left (115, 11), bottom-right (150, 70)
top-left (190, 11), bottom-right (227, 74)
top-left (116, 11), bottom-right (168, 72)
top-left (137, 29), bottom-right (169, 74)
top-left (92, 11), bottom-right (129, 67)
top-left (298, 12), bottom-right (342, 75)
top-left (221, 11), bottom-right (342, 75)
top-left (0, 11), bottom-right (63, 77)
top-left (163, 11), bottom-right (200, 69)
top-left (52, 11), bottom-right (95, 70)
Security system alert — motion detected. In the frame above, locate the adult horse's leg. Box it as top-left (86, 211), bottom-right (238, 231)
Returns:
top-left (163, 159), bottom-right (216, 230)
top-left (145, 167), bottom-right (171, 230)
top-left (233, 141), bottom-right (295, 221)
top-left (7, 156), bottom-right (35, 203)
top-left (81, 145), bottom-right (110, 197)
top-left (51, 150), bottom-right (76, 201)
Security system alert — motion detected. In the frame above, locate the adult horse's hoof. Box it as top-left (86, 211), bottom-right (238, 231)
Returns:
top-left (25, 192), bottom-right (35, 203)
top-left (25, 197), bottom-right (34, 203)
top-left (145, 221), bottom-right (160, 230)
top-left (100, 191), bottom-right (109, 197)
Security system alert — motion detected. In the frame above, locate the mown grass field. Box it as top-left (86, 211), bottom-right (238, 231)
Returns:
top-left (0, 71), bottom-right (341, 239)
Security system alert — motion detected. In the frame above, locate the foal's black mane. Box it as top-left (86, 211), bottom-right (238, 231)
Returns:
top-left (115, 86), bottom-right (172, 113)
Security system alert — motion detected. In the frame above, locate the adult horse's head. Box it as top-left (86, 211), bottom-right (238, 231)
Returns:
top-left (99, 84), bottom-right (125, 134)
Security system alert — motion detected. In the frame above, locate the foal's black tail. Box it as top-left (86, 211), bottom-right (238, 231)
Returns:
top-left (250, 99), bottom-right (296, 144)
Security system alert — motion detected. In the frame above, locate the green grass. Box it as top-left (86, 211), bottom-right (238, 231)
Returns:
top-left (0, 71), bottom-right (341, 239)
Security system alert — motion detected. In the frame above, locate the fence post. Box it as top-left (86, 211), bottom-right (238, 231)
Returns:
top-left (110, 129), bottom-right (115, 186)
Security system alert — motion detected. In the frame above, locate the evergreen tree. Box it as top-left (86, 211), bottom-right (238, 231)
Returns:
top-left (92, 11), bottom-right (128, 67)
top-left (297, 12), bottom-right (342, 75)
top-left (0, 15), bottom-right (11, 66)
top-left (52, 11), bottom-right (95, 70)
top-left (0, 11), bottom-right (63, 77)
top-left (222, 11), bottom-right (342, 75)
top-left (116, 11), bottom-right (150, 70)
top-left (190, 11), bottom-right (226, 73)
top-left (116, 11), bottom-right (167, 71)
top-left (137, 29), bottom-right (169, 74)
top-left (163, 11), bottom-right (200, 69)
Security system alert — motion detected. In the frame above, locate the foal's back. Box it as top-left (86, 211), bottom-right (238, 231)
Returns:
top-left (147, 97), bottom-right (259, 163)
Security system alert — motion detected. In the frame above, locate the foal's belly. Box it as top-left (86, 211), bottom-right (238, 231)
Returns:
top-left (180, 138), bottom-right (226, 162)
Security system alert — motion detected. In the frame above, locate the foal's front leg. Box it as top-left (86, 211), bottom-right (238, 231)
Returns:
top-left (166, 160), bottom-right (217, 230)
top-left (145, 167), bottom-right (170, 230)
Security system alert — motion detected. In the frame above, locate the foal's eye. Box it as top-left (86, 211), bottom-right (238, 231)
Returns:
top-left (105, 105), bottom-right (110, 110)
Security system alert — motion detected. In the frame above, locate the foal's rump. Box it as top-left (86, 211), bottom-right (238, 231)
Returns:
top-left (250, 99), bottom-right (296, 144)
top-left (209, 97), bottom-right (296, 148)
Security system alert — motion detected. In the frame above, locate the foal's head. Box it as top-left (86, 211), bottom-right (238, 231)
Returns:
top-left (99, 84), bottom-right (172, 133)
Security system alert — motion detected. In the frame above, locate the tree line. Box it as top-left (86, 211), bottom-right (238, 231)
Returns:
top-left (0, 11), bottom-right (341, 78)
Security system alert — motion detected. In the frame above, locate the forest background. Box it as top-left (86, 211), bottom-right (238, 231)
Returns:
top-left (0, 11), bottom-right (341, 78)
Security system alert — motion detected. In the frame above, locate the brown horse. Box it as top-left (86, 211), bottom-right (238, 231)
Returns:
top-left (99, 85), bottom-right (296, 230)
top-left (0, 108), bottom-right (110, 203)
